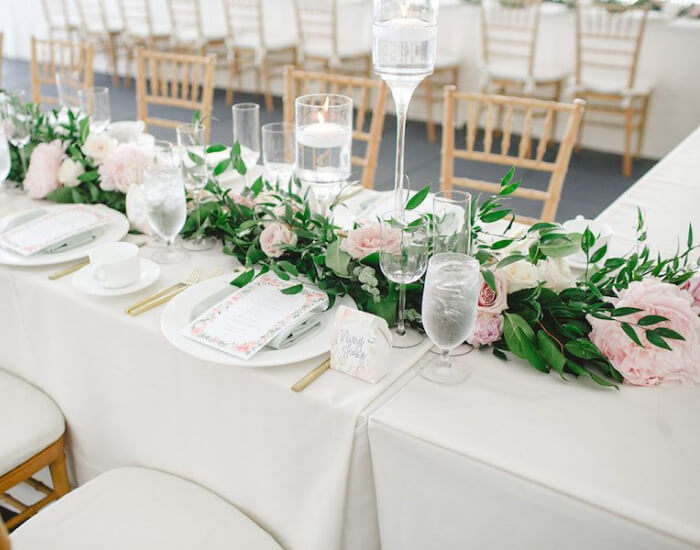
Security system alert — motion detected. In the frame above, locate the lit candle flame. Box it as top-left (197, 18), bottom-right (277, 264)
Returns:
top-left (316, 96), bottom-right (330, 124)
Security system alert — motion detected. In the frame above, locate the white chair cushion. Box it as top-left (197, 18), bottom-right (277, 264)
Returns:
top-left (485, 63), bottom-right (569, 84)
top-left (10, 467), bottom-right (283, 550)
top-left (233, 32), bottom-right (296, 52)
top-left (0, 369), bottom-right (64, 477)
top-left (571, 75), bottom-right (653, 97)
top-left (303, 38), bottom-right (370, 59)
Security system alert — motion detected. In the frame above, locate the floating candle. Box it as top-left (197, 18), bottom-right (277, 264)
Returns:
top-left (296, 122), bottom-right (351, 149)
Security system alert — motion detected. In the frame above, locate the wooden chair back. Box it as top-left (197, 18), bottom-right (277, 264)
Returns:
top-left (481, 0), bottom-right (541, 78)
top-left (293, 0), bottom-right (338, 62)
top-left (74, 0), bottom-right (111, 36)
top-left (574, 2), bottom-right (649, 90)
top-left (0, 519), bottom-right (9, 550)
top-left (135, 48), bottom-right (217, 141)
top-left (222, 0), bottom-right (265, 49)
top-left (30, 37), bottom-right (95, 106)
top-left (40, 0), bottom-right (74, 38)
top-left (119, 0), bottom-right (155, 38)
top-left (168, 0), bottom-right (205, 46)
top-left (440, 87), bottom-right (585, 223)
top-left (283, 66), bottom-right (388, 189)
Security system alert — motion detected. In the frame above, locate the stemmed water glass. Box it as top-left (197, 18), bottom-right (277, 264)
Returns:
top-left (56, 69), bottom-right (82, 111)
top-left (262, 122), bottom-right (295, 185)
top-left (177, 123), bottom-right (217, 251)
top-left (143, 166), bottom-right (187, 265)
top-left (232, 103), bottom-right (260, 178)
top-left (1, 91), bottom-right (32, 190)
top-left (379, 209), bottom-right (431, 348)
top-left (420, 253), bottom-right (481, 384)
top-left (78, 87), bottom-right (111, 134)
top-left (0, 126), bottom-right (11, 192)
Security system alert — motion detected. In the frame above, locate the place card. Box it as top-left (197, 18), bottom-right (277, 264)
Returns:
top-left (330, 306), bottom-right (393, 384)
top-left (181, 273), bottom-right (329, 360)
top-left (0, 205), bottom-right (111, 256)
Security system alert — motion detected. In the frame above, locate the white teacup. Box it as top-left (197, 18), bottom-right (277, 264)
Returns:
top-left (563, 215), bottom-right (613, 265)
top-left (89, 242), bottom-right (141, 288)
top-left (108, 120), bottom-right (145, 143)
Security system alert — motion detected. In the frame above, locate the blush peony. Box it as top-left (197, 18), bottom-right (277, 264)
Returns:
top-left (98, 143), bottom-right (152, 193)
top-left (24, 140), bottom-right (63, 199)
top-left (341, 224), bottom-right (402, 259)
top-left (260, 222), bottom-right (297, 258)
top-left (502, 260), bottom-right (539, 293)
top-left (57, 158), bottom-right (84, 187)
top-left (588, 279), bottom-right (700, 386)
top-left (681, 275), bottom-right (700, 312)
top-left (467, 312), bottom-right (504, 348)
top-left (82, 133), bottom-right (118, 165)
top-left (538, 258), bottom-right (577, 293)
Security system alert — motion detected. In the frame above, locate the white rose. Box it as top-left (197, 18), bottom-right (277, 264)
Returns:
top-left (502, 260), bottom-right (540, 293)
top-left (82, 133), bottom-right (118, 165)
top-left (57, 158), bottom-right (85, 187)
top-left (538, 258), bottom-right (576, 293)
top-left (125, 184), bottom-right (153, 235)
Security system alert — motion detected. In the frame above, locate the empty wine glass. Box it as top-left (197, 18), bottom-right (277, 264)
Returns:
top-left (151, 140), bottom-right (176, 172)
top-left (379, 209), bottom-right (431, 348)
top-left (143, 166), bottom-right (187, 264)
top-left (0, 126), bottom-right (11, 192)
top-left (177, 123), bottom-right (217, 251)
top-left (78, 87), bottom-right (111, 134)
top-left (1, 91), bottom-right (31, 189)
top-left (262, 122), bottom-right (295, 185)
top-left (232, 103), bottom-right (260, 176)
top-left (56, 69), bottom-right (82, 111)
top-left (420, 253), bottom-right (481, 384)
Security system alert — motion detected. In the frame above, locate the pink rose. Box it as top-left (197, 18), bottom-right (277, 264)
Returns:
top-left (230, 193), bottom-right (255, 209)
top-left (341, 224), bottom-right (401, 259)
top-left (681, 275), bottom-right (700, 312)
top-left (98, 143), bottom-right (152, 193)
top-left (588, 279), bottom-right (700, 386)
top-left (478, 270), bottom-right (508, 314)
top-left (467, 312), bottom-right (504, 348)
top-left (24, 140), bottom-right (63, 199)
top-left (260, 222), bottom-right (297, 258)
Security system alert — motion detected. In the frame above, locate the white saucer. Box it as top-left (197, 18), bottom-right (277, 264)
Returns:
top-left (72, 259), bottom-right (160, 296)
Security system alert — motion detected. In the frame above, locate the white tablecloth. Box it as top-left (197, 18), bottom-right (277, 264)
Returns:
top-left (3, 0), bottom-right (700, 158)
top-left (0, 183), bottom-right (427, 550)
top-left (367, 127), bottom-right (700, 550)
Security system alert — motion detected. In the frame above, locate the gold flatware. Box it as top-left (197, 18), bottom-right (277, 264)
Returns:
top-left (126, 269), bottom-right (201, 315)
top-left (126, 268), bottom-right (223, 317)
top-left (48, 242), bottom-right (147, 281)
top-left (291, 357), bottom-right (331, 393)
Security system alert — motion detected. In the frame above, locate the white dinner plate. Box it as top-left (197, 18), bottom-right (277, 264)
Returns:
top-left (0, 204), bottom-right (130, 267)
top-left (161, 274), bottom-right (356, 367)
top-left (72, 258), bottom-right (160, 296)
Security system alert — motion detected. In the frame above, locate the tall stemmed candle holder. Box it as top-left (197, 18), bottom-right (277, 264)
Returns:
top-left (373, 0), bottom-right (438, 216)
top-left (295, 94), bottom-right (353, 216)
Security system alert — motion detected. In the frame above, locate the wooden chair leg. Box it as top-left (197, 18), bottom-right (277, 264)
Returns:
top-left (49, 454), bottom-right (71, 497)
top-left (107, 34), bottom-right (119, 87)
top-left (635, 95), bottom-right (650, 160)
top-left (623, 106), bottom-right (633, 177)
top-left (549, 80), bottom-right (562, 146)
top-left (261, 59), bottom-right (273, 112)
top-left (425, 78), bottom-right (436, 143)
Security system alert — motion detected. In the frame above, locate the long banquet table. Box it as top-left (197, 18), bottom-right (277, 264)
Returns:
top-left (367, 127), bottom-right (700, 549)
top-left (3, 0), bottom-right (700, 158)
top-left (0, 175), bottom-right (427, 550)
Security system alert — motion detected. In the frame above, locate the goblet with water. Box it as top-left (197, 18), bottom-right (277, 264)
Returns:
top-left (143, 167), bottom-right (187, 265)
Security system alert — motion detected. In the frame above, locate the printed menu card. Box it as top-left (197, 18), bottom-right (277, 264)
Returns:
top-left (0, 205), bottom-right (111, 256)
top-left (181, 273), bottom-right (329, 359)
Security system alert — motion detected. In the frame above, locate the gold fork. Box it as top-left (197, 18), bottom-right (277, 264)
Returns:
top-left (126, 269), bottom-right (201, 315)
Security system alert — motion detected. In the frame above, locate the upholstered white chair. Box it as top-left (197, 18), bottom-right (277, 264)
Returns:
top-left (9, 468), bottom-right (283, 550)
top-left (0, 369), bottom-right (70, 529)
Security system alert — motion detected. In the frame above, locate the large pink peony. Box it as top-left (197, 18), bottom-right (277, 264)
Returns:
top-left (681, 275), bottom-right (700, 312)
top-left (260, 222), bottom-right (297, 258)
top-left (98, 143), bottom-right (152, 193)
top-left (478, 270), bottom-right (508, 314)
top-left (588, 279), bottom-right (700, 386)
top-left (341, 224), bottom-right (401, 259)
top-left (24, 140), bottom-right (63, 198)
top-left (467, 312), bottom-right (504, 348)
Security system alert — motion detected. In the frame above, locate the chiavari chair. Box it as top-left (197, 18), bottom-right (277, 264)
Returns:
top-left (74, 0), bottom-right (124, 86)
top-left (441, 87), bottom-right (585, 223)
top-left (480, 0), bottom-right (568, 140)
top-left (283, 66), bottom-right (388, 189)
top-left (573, 1), bottom-right (651, 177)
top-left (0, 520), bottom-right (8, 550)
top-left (167, 0), bottom-right (227, 58)
top-left (293, 0), bottom-right (371, 77)
top-left (0, 369), bottom-right (71, 531)
top-left (119, 0), bottom-right (170, 87)
top-left (135, 48), bottom-right (217, 142)
top-left (222, 0), bottom-right (297, 111)
top-left (416, 58), bottom-right (461, 143)
top-left (30, 37), bottom-right (94, 107)
top-left (39, 0), bottom-right (77, 41)
top-left (0, 33), bottom-right (3, 89)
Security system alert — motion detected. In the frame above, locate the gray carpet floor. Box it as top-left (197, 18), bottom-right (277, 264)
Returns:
top-left (2, 58), bottom-right (656, 222)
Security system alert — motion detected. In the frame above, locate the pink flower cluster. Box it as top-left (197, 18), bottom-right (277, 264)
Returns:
top-left (588, 278), bottom-right (700, 386)
top-left (341, 224), bottom-right (401, 259)
top-left (260, 222), bottom-right (297, 258)
top-left (23, 140), bottom-right (63, 199)
top-left (98, 143), bottom-right (153, 193)
top-left (467, 270), bottom-right (508, 348)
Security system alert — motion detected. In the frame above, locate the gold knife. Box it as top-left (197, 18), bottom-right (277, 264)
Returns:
top-left (126, 286), bottom-right (189, 316)
top-left (291, 357), bottom-right (331, 392)
top-left (48, 259), bottom-right (90, 280)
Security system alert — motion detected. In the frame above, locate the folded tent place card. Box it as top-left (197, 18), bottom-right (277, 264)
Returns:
top-left (330, 306), bottom-right (393, 384)
top-left (181, 273), bottom-right (329, 360)
top-left (0, 205), bottom-right (111, 256)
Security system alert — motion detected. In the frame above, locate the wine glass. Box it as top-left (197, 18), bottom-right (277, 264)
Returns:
top-left (0, 126), bottom-right (11, 193)
top-left (379, 209), bottom-right (431, 348)
top-left (232, 103), bottom-right (260, 177)
top-left (1, 91), bottom-right (31, 189)
top-left (262, 122), bottom-right (295, 185)
top-left (143, 166), bottom-right (187, 264)
top-left (420, 253), bottom-right (481, 384)
top-left (177, 123), bottom-right (217, 251)
top-left (56, 69), bottom-right (82, 111)
top-left (78, 87), bottom-right (111, 134)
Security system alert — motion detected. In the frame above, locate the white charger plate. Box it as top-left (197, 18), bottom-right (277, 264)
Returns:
top-left (161, 274), bottom-right (356, 367)
top-left (72, 259), bottom-right (160, 296)
top-left (0, 204), bottom-right (130, 267)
